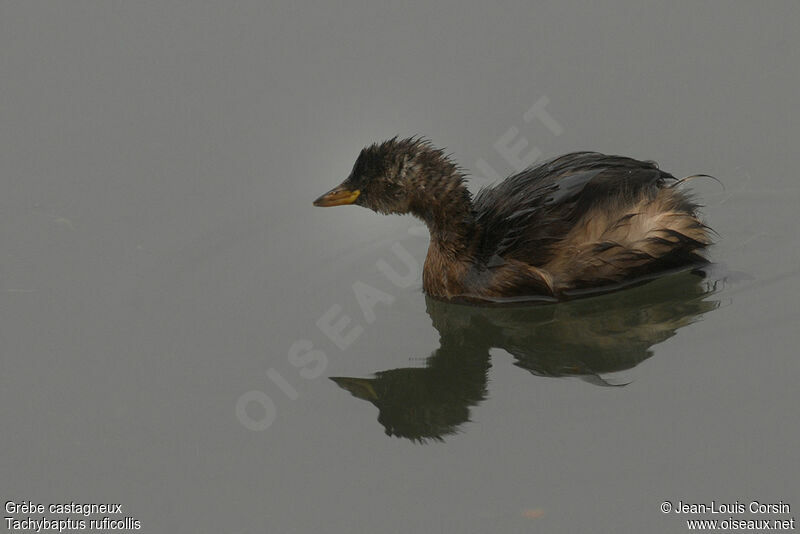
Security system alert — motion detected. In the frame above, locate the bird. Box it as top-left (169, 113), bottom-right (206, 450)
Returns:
top-left (313, 137), bottom-right (712, 302)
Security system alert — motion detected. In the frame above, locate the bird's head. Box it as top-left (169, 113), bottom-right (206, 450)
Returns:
top-left (313, 137), bottom-right (456, 215)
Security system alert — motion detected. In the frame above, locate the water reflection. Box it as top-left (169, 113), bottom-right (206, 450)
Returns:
top-left (331, 271), bottom-right (719, 442)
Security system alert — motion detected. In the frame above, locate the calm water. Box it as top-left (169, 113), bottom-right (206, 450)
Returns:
top-left (2, 2), bottom-right (798, 533)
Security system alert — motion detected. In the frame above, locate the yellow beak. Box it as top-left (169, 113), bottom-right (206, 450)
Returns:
top-left (313, 185), bottom-right (360, 207)
top-left (330, 377), bottom-right (379, 401)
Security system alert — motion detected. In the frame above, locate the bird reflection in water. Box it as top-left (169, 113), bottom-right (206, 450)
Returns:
top-left (331, 270), bottom-right (719, 442)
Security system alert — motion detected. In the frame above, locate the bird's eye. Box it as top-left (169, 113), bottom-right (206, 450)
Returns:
top-left (382, 182), bottom-right (402, 198)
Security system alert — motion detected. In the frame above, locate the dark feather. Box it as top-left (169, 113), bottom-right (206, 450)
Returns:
top-left (472, 152), bottom-right (686, 264)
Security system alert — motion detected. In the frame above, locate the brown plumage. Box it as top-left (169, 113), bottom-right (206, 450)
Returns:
top-left (313, 137), bottom-right (712, 302)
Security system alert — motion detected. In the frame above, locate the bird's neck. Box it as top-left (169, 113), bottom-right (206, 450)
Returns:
top-left (409, 172), bottom-right (475, 258)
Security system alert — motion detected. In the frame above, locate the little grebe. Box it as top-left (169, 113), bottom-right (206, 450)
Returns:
top-left (313, 137), bottom-right (711, 301)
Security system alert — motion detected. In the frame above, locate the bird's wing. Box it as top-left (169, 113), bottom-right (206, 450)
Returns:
top-left (471, 152), bottom-right (675, 263)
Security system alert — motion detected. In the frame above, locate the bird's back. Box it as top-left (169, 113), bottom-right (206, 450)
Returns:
top-left (472, 152), bottom-right (710, 292)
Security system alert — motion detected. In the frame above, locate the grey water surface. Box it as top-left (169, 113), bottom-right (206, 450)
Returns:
top-left (2, 2), bottom-right (799, 533)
